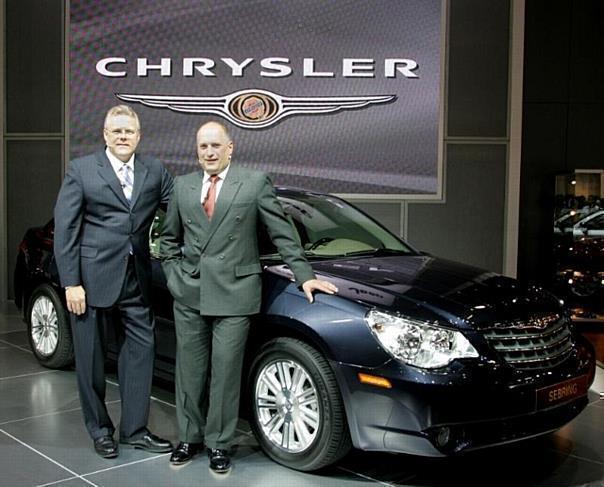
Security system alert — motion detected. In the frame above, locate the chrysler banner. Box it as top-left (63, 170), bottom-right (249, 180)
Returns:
top-left (70, 0), bottom-right (443, 197)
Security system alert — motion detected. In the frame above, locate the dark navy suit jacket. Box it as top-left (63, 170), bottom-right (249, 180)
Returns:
top-left (54, 150), bottom-right (173, 307)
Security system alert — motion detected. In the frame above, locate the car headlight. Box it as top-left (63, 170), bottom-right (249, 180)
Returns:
top-left (365, 309), bottom-right (479, 369)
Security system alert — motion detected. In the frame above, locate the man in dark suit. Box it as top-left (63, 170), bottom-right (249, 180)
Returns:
top-left (160, 121), bottom-right (337, 473)
top-left (54, 105), bottom-right (174, 458)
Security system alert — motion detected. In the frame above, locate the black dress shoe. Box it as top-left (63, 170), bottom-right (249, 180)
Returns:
top-left (94, 435), bottom-right (118, 458)
top-left (120, 432), bottom-right (173, 453)
top-left (169, 442), bottom-right (203, 465)
top-left (207, 448), bottom-right (231, 473)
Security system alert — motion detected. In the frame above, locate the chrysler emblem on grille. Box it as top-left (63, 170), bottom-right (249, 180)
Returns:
top-left (493, 313), bottom-right (560, 330)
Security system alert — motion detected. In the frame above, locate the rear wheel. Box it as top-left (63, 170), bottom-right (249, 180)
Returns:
top-left (569, 274), bottom-right (599, 298)
top-left (26, 284), bottom-right (74, 368)
top-left (249, 337), bottom-right (351, 471)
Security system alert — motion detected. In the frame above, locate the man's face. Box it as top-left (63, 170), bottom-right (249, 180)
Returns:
top-left (197, 124), bottom-right (233, 175)
top-left (103, 114), bottom-right (140, 162)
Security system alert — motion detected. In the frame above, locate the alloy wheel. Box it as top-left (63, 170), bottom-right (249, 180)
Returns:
top-left (255, 359), bottom-right (321, 453)
top-left (30, 295), bottom-right (59, 357)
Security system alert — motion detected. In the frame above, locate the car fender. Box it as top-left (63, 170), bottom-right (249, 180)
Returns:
top-left (261, 277), bottom-right (391, 368)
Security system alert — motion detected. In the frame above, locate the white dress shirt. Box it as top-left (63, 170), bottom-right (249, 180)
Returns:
top-left (106, 147), bottom-right (135, 186)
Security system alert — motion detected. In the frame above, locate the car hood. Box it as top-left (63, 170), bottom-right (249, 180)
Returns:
top-left (269, 254), bottom-right (564, 331)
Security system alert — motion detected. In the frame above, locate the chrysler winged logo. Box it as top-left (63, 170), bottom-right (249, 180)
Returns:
top-left (115, 89), bottom-right (396, 129)
top-left (493, 313), bottom-right (561, 330)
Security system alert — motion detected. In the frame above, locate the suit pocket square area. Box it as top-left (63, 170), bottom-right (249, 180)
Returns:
top-left (235, 263), bottom-right (262, 277)
top-left (80, 246), bottom-right (98, 258)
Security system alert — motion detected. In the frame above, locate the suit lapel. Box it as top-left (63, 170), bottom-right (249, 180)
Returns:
top-left (95, 151), bottom-right (129, 208)
top-left (203, 165), bottom-right (242, 244)
top-left (190, 171), bottom-right (210, 231)
top-left (129, 156), bottom-right (149, 209)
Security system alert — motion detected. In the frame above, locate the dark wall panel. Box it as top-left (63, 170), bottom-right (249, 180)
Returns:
top-left (567, 104), bottom-right (604, 166)
top-left (7, 141), bottom-right (63, 298)
top-left (521, 104), bottom-right (568, 169)
top-left (521, 0), bottom-right (604, 284)
top-left (569, 1), bottom-right (604, 103)
top-left (447, 0), bottom-right (510, 137)
top-left (523, 0), bottom-right (571, 103)
top-left (407, 144), bottom-right (506, 272)
top-left (6, 0), bottom-right (63, 133)
top-left (518, 104), bottom-right (568, 283)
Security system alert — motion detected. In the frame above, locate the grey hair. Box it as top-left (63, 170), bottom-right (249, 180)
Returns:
top-left (104, 105), bottom-right (140, 130)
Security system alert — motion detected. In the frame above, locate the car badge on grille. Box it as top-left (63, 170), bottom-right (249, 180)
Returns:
top-left (115, 89), bottom-right (396, 129)
top-left (493, 313), bottom-right (560, 330)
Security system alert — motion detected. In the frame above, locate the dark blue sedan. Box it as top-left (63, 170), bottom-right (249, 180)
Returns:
top-left (14, 188), bottom-right (595, 471)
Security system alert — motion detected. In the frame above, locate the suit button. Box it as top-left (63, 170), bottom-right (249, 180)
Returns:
top-left (219, 254), bottom-right (225, 259)
top-left (228, 234), bottom-right (234, 241)
top-left (187, 219), bottom-right (192, 224)
top-left (235, 216), bottom-right (241, 222)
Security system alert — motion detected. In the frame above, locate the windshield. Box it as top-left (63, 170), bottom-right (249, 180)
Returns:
top-left (555, 209), bottom-right (599, 228)
top-left (581, 212), bottom-right (604, 230)
top-left (260, 191), bottom-right (413, 258)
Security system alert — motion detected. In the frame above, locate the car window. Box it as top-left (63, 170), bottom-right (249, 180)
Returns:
top-left (149, 209), bottom-right (165, 258)
top-left (583, 213), bottom-right (604, 230)
top-left (555, 212), bottom-right (584, 227)
top-left (260, 192), bottom-right (413, 258)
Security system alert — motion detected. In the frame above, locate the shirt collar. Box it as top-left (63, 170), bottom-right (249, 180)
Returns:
top-left (106, 147), bottom-right (135, 172)
top-left (203, 163), bottom-right (230, 183)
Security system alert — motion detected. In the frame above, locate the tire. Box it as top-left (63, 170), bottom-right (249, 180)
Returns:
top-left (569, 275), bottom-right (599, 298)
top-left (26, 284), bottom-right (74, 369)
top-left (249, 337), bottom-right (351, 471)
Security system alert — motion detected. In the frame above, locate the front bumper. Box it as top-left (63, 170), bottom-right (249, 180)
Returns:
top-left (332, 335), bottom-right (595, 457)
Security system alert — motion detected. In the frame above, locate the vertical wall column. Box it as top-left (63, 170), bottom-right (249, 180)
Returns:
top-left (505, 0), bottom-right (525, 277)
top-left (3, 0), bottom-right (65, 303)
top-left (0, 0), bottom-right (6, 308)
top-left (407, 0), bottom-right (521, 275)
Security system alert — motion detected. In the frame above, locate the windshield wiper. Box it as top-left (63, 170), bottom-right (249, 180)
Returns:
top-left (260, 251), bottom-right (336, 260)
top-left (342, 248), bottom-right (409, 257)
top-left (303, 251), bottom-right (340, 259)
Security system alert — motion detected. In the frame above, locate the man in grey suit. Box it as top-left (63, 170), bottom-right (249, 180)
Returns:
top-left (54, 105), bottom-right (174, 458)
top-left (160, 121), bottom-right (337, 473)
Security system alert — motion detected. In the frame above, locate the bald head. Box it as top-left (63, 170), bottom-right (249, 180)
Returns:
top-left (197, 121), bottom-right (231, 141)
top-left (196, 121), bottom-right (234, 175)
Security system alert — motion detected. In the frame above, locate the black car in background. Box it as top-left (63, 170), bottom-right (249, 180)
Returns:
top-left (14, 188), bottom-right (595, 471)
top-left (554, 236), bottom-right (604, 320)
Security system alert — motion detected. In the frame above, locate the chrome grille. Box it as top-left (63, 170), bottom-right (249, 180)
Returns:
top-left (483, 318), bottom-right (574, 370)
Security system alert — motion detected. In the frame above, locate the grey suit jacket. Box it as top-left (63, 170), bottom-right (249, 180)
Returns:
top-left (160, 165), bottom-right (315, 315)
top-left (53, 150), bottom-right (174, 307)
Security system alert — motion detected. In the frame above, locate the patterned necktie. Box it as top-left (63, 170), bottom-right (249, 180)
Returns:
top-left (120, 164), bottom-right (134, 204)
top-left (203, 175), bottom-right (219, 219)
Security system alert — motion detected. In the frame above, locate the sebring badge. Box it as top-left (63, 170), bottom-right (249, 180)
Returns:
top-left (115, 89), bottom-right (396, 129)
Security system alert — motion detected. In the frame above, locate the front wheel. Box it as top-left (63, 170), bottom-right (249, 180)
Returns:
top-left (569, 274), bottom-right (599, 298)
top-left (249, 337), bottom-right (351, 471)
top-left (26, 284), bottom-right (74, 368)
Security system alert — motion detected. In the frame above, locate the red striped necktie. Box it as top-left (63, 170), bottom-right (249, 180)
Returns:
top-left (203, 175), bottom-right (219, 219)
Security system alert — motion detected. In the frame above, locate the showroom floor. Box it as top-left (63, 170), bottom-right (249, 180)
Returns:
top-left (2, 304), bottom-right (604, 487)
